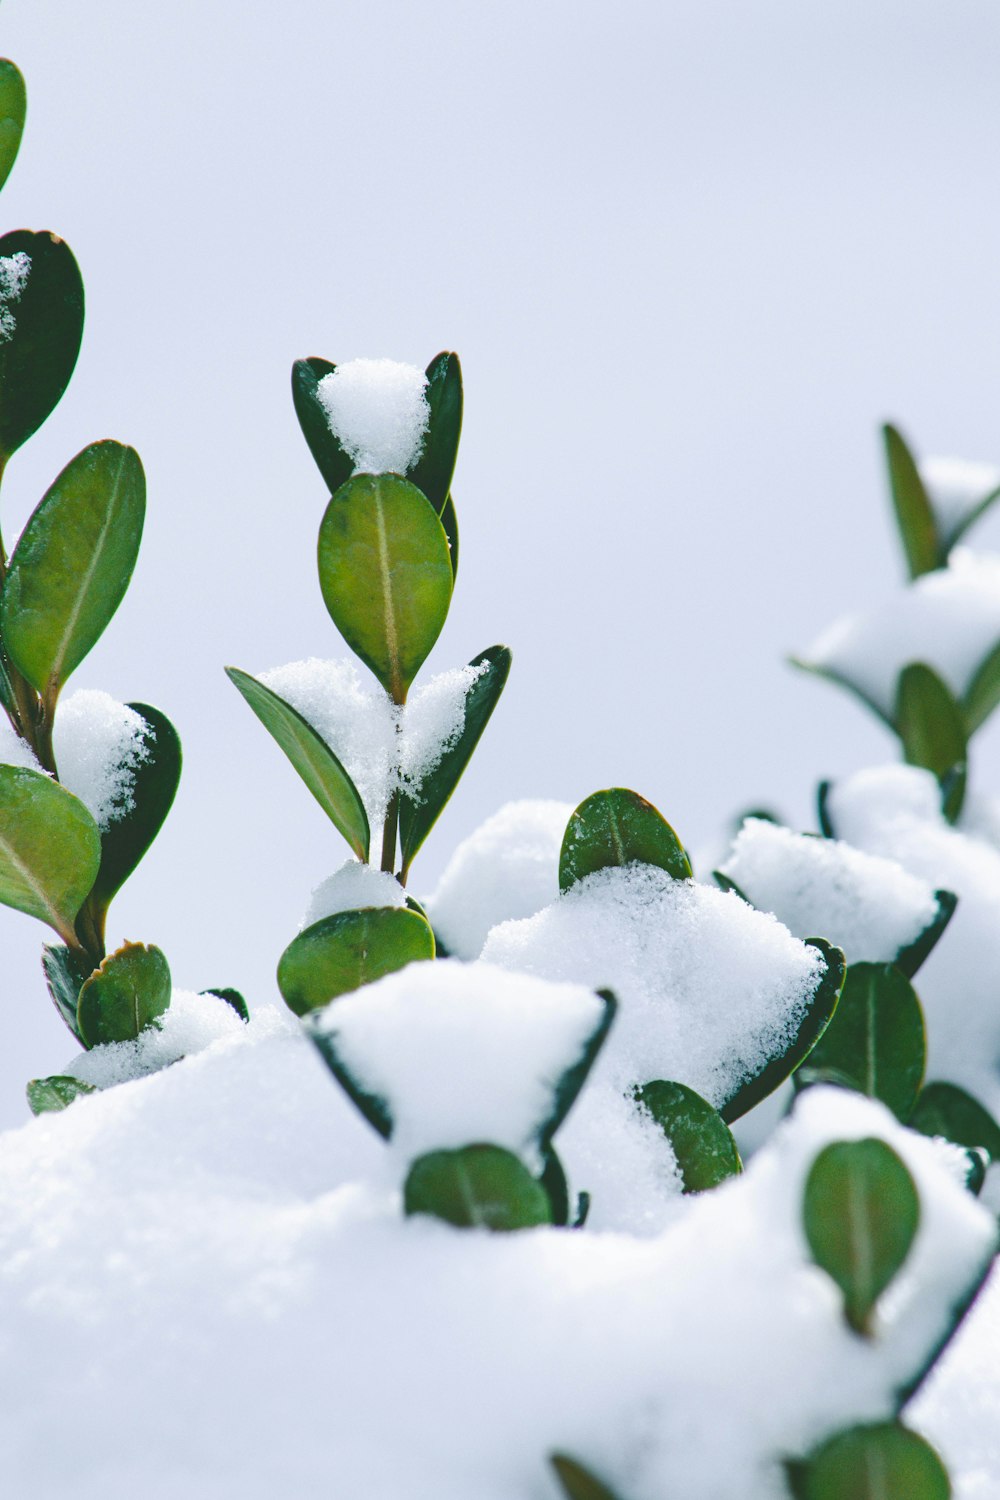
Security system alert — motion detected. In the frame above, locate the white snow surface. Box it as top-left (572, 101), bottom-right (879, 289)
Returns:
top-left (0, 1040), bottom-right (992, 1500)
top-left (54, 690), bottom-right (151, 829)
top-left (305, 959), bottom-right (608, 1165)
top-left (260, 657), bottom-right (484, 830)
top-left (0, 248), bottom-right (30, 341)
top-left (64, 988), bottom-right (246, 1089)
top-left (303, 859), bottom-right (408, 929)
top-left (802, 549), bottom-right (1000, 718)
top-left (720, 817), bottom-right (939, 963)
top-left (920, 455), bottom-right (1000, 544)
top-left (427, 798), bottom-right (573, 958)
top-left (316, 357), bottom-right (429, 475)
top-left (0, 715), bottom-right (41, 771)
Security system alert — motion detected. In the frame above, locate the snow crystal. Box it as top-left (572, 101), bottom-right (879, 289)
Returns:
top-left (720, 817), bottom-right (939, 963)
top-left (802, 549), bottom-right (1000, 718)
top-left (305, 959), bottom-right (608, 1165)
top-left (0, 249), bottom-right (30, 341)
top-left (920, 455), bottom-right (1000, 545)
top-left (53, 691), bottom-right (151, 830)
top-left (303, 859), bottom-right (408, 929)
top-left (316, 357), bottom-right (429, 475)
top-left (483, 864), bottom-right (826, 1111)
top-left (64, 989), bottom-right (247, 1090)
top-left (426, 799), bottom-right (573, 958)
top-left (0, 715), bottom-right (41, 771)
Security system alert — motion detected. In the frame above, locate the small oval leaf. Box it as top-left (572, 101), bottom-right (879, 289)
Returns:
top-left (76, 941), bottom-right (171, 1049)
top-left (277, 905), bottom-right (435, 1017)
top-left (291, 356), bottom-right (355, 495)
top-left (404, 1144), bottom-right (552, 1231)
top-left (909, 1080), bottom-right (1000, 1160)
top-left (0, 61), bottom-right (27, 195)
top-left (559, 787), bottom-right (691, 892)
top-left (317, 473), bottom-right (453, 701)
top-left (0, 765), bottom-right (100, 944)
top-left (635, 1079), bottom-right (742, 1192)
top-left (0, 230), bottom-right (84, 460)
top-left (884, 423), bottom-right (940, 580)
top-left (407, 351), bottom-right (463, 511)
top-left (796, 1421), bottom-right (950, 1500)
top-left (26, 1074), bottom-right (96, 1115)
top-left (895, 663), bottom-right (967, 821)
top-left (200, 986), bottom-right (250, 1023)
top-left (801, 962), bottom-right (926, 1120)
top-left (803, 1137), bottom-right (920, 1336)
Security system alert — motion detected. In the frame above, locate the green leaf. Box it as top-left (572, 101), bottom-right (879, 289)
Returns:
top-left (407, 351), bottom-right (462, 511)
top-left (538, 988), bottom-right (616, 1149)
top-left (76, 941), bottom-right (172, 1049)
top-left (291, 356), bottom-right (355, 496)
top-left (963, 640), bottom-right (1000, 734)
top-left (1, 442), bottom-right (145, 699)
top-left (277, 905), bottom-right (434, 1017)
top-left (803, 1137), bottom-right (920, 1336)
top-left (794, 1421), bottom-right (950, 1500)
top-left (719, 938), bottom-right (845, 1123)
top-left (41, 942), bottom-right (96, 1041)
top-left (712, 869), bottom-right (751, 902)
top-left (0, 61), bottom-right (27, 195)
top-left (225, 667), bottom-right (369, 860)
top-left (440, 492), bottom-right (459, 580)
top-left (559, 787), bottom-right (691, 893)
top-left (398, 644), bottom-right (512, 878)
top-left (884, 423), bottom-right (940, 580)
top-left (941, 482), bottom-right (1000, 555)
top-left (538, 1146), bottom-right (570, 1226)
top-left (895, 664), bottom-right (967, 822)
top-left (893, 890), bottom-right (957, 980)
top-left (909, 1080), bottom-right (1000, 1160)
top-left (403, 1144), bottom-right (552, 1231)
top-left (0, 230), bottom-right (84, 460)
top-left (550, 1454), bottom-right (625, 1500)
top-left (317, 473), bottom-right (453, 702)
top-left (800, 963), bottom-right (925, 1120)
top-left (26, 1074), bottom-right (96, 1115)
top-left (0, 765), bottom-right (100, 944)
top-left (201, 987), bottom-right (250, 1023)
top-left (635, 1079), bottom-right (742, 1192)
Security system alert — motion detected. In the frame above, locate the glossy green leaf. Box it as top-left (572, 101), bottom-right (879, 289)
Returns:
top-left (226, 667), bottom-right (369, 860)
top-left (963, 640), bottom-right (1000, 735)
top-left (559, 787), bottom-right (691, 892)
top-left (803, 1137), bottom-right (920, 1336)
top-left (408, 351), bottom-right (462, 511)
top-left (1, 442), bottom-right (145, 698)
top-left (26, 1074), bottom-right (96, 1115)
top-left (894, 890), bottom-right (957, 979)
top-left (884, 423), bottom-right (939, 580)
top-left (909, 1080), bottom-right (1000, 1160)
top-left (291, 356), bottom-right (355, 496)
top-left (317, 473), bottom-right (453, 702)
top-left (201, 986), bottom-right (250, 1023)
top-left (719, 938), bottom-right (845, 1123)
top-left (801, 962), bottom-right (925, 1120)
top-left (550, 1454), bottom-right (625, 1500)
top-left (277, 906), bottom-right (434, 1017)
top-left (440, 492), bottom-right (459, 580)
top-left (77, 941), bottom-right (171, 1049)
top-left (403, 1144), bottom-right (552, 1231)
top-left (41, 942), bottom-right (96, 1041)
top-left (0, 61), bottom-right (27, 195)
top-left (0, 230), bottom-right (84, 460)
top-left (398, 644), bottom-right (512, 877)
top-left (635, 1079), bottom-right (742, 1192)
top-left (0, 765), bottom-right (100, 944)
top-left (895, 664), bottom-right (967, 821)
top-left (792, 1421), bottom-right (950, 1500)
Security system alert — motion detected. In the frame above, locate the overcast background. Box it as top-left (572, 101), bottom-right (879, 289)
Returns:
top-left (1, 0), bottom-right (999, 1122)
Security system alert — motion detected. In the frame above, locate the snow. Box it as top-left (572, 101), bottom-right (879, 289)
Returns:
top-left (801, 549), bottom-right (1000, 717)
top-left (426, 799), bottom-right (573, 958)
top-left (304, 959), bottom-right (608, 1166)
top-left (920, 456), bottom-right (1000, 544)
top-left (53, 690), bottom-right (151, 830)
top-left (482, 864), bottom-right (826, 1111)
top-left (399, 660), bottom-right (487, 792)
top-left (316, 357), bottom-right (429, 475)
top-left (63, 989), bottom-right (246, 1089)
top-left (719, 817), bottom-right (939, 963)
top-left (0, 714), bottom-right (41, 771)
top-left (0, 248), bottom-right (30, 341)
top-left (303, 859), bottom-right (408, 928)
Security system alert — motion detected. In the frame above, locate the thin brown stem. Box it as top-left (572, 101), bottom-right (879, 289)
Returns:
top-left (380, 789), bottom-right (399, 875)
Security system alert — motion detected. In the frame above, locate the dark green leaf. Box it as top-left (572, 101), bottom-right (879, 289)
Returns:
top-left (0, 765), bottom-right (100, 944)
top-left (201, 987), bottom-right (250, 1023)
top-left (794, 1421), bottom-right (950, 1500)
top-left (41, 942), bottom-right (96, 1041)
top-left (0, 230), bottom-right (84, 460)
top-left (893, 890), bottom-right (957, 979)
top-left (719, 938), bottom-right (845, 1123)
top-left (0, 61), bottom-right (27, 195)
top-left (817, 780), bottom-right (836, 837)
top-left (277, 905), bottom-right (434, 1017)
top-left (963, 640), bottom-right (1000, 735)
top-left (559, 787), bottom-right (691, 892)
top-left (550, 1453), bottom-right (625, 1500)
top-left (398, 644), bottom-right (512, 878)
top-left (303, 1009), bottom-right (393, 1139)
top-left (884, 423), bottom-right (940, 579)
top-left (538, 1146), bottom-right (570, 1226)
top-left (941, 482), bottom-right (1000, 555)
top-left (963, 1148), bottom-right (989, 1196)
top-left (407, 351), bottom-right (462, 511)
top-left (909, 1080), bottom-right (1000, 1160)
top-left (1, 442), bottom-right (145, 698)
top-left (635, 1079), bottom-right (742, 1192)
top-left (403, 1143), bottom-right (551, 1231)
top-left (895, 664), bottom-right (967, 822)
top-left (77, 941), bottom-right (172, 1049)
top-left (26, 1074), bottom-right (96, 1115)
top-left (317, 473), bottom-right (453, 702)
top-left (712, 869), bottom-right (751, 902)
top-left (801, 962), bottom-right (925, 1120)
top-left (803, 1137), bottom-right (920, 1336)
top-left (226, 667), bottom-right (369, 860)
top-left (440, 491), bottom-right (459, 580)
top-left (291, 356), bottom-right (354, 495)
top-left (539, 988), bottom-right (616, 1149)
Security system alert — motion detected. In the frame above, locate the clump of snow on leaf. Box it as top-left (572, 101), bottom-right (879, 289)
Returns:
top-left (398, 660), bottom-right (487, 793)
top-left (426, 799), bottom-right (572, 958)
top-left (720, 817), bottom-right (939, 962)
top-left (0, 716), bottom-right (41, 771)
top-left (920, 454), bottom-right (1000, 543)
top-left (317, 358), bottom-right (429, 475)
top-left (64, 989), bottom-right (245, 1090)
top-left (0, 249), bottom-right (30, 341)
top-left (304, 859), bottom-right (409, 929)
top-left (53, 691), bottom-right (150, 829)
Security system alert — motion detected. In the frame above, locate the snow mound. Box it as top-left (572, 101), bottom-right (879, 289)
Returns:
top-left (316, 357), bottom-right (429, 475)
top-left (303, 859), bottom-right (408, 928)
top-left (920, 455), bottom-right (1000, 543)
top-left (0, 715), bottom-right (41, 771)
top-left (64, 989), bottom-right (247, 1089)
top-left (54, 690), bottom-right (151, 830)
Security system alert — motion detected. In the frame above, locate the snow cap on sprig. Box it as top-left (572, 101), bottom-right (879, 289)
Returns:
top-left (316, 357), bottom-right (430, 475)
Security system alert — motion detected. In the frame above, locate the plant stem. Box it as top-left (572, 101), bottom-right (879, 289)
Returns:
top-left (380, 789), bottom-right (398, 875)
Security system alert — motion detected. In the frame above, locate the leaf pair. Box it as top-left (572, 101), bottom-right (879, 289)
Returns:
top-left (885, 421), bottom-right (1000, 578)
